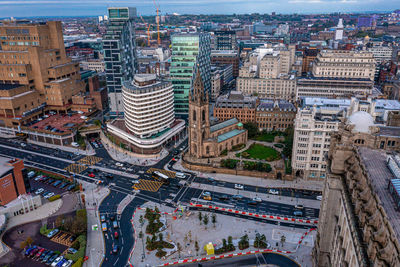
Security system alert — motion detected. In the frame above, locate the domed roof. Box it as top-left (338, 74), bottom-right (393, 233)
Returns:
top-left (347, 111), bottom-right (374, 133)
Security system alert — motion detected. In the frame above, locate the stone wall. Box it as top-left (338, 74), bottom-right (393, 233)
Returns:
top-left (182, 155), bottom-right (294, 181)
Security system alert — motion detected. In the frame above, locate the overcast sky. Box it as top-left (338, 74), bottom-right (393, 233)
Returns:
top-left (0, 0), bottom-right (396, 18)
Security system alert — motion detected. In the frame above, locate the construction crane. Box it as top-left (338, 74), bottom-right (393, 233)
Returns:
top-left (139, 14), bottom-right (151, 46)
top-left (152, 0), bottom-right (161, 45)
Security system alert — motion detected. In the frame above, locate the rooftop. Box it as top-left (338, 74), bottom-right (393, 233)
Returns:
top-left (217, 129), bottom-right (246, 143)
top-left (257, 99), bottom-right (296, 111)
top-left (358, 147), bottom-right (400, 241)
top-left (0, 157), bottom-right (14, 177)
top-left (210, 117), bottom-right (238, 133)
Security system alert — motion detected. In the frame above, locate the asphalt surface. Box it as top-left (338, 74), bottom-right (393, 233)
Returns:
top-left (0, 137), bottom-right (320, 267)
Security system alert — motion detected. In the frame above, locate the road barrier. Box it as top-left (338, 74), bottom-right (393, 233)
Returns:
top-left (160, 227), bottom-right (317, 266)
top-left (127, 205), bottom-right (317, 267)
top-left (189, 202), bottom-right (318, 225)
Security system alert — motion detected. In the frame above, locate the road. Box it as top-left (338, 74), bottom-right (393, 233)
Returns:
top-left (0, 137), bottom-right (319, 266)
top-left (182, 252), bottom-right (300, 267)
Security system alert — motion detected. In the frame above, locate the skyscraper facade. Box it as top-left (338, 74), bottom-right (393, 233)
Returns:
top-left (103, 7), bottom-right (137, 117)
top-left (170, 33), bottom-right (211, 115)
top-left (214, 30), bottom-right (237, 50)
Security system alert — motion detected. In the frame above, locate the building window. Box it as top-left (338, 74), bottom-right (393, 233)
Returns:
top-left (193, 110), bottom-right (196, 121)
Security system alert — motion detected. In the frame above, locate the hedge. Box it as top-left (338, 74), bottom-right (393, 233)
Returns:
top-left (39, 224), bottom-right (52, 236)
top-left (65, 235), bottom-right (86, 262)
top-left (71, 257), bottom-right (83, 267)
top-left (48, 195), bottom-right (61, 202)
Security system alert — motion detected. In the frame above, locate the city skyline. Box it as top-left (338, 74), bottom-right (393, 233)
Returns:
top-left (0, 0), bottom-right (397, 18)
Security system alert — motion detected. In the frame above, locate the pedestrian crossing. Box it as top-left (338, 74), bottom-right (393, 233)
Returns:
top-left (65, 164), bottom-right (87, 174)
top-left (132, 179), bottom-right (163, 192)
top-left (146, 168), bottom-right (176, 178)
top-left (78, 156), bottom-right (103, 165)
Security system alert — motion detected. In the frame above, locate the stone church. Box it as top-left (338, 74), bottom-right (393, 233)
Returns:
top-left (188, 69), bottom-right (248, 158)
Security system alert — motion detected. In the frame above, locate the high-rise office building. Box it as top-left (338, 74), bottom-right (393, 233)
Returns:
top-left (170, 33), bottom-right (211, 115)
top-left (103, 7), bottom-right (137, 117)
top-left (214, 30), bottom-right (237, 50)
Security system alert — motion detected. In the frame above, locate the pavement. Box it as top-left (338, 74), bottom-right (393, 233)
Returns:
top-left (82, 181), bottom-right (110, 267)
top-left (28, 139), bottom-right (96, 156)
top-left (5, 199), bottom-right (63, 231)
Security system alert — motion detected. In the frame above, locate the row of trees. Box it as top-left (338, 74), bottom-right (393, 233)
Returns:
top-left (243, 161), bottom-right (272, 172)
top-left (198, 212), bottom-right (217, 229)
top-left (54, 209), bottom-right (87, 236)
top-left (220, 159), bottom-right (238, 169)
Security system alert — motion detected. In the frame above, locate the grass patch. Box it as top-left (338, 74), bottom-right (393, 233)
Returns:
top-left (39, 224), bottom-right (52, 236)
top-left (238, 144), bottom-right (280, 161)
top-left (253, 131), bottom-right (284, 142)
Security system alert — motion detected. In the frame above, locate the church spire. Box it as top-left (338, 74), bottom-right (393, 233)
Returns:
top-left (190, 67), bottom-right (208, 105)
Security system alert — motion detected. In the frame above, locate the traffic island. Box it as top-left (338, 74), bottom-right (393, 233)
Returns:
top-left (128, 203), bottom-right (315, 267)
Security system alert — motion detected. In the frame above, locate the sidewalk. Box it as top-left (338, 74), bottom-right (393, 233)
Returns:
top-left (190, 182), bottom-right (321, 209)
top-left (5, 199), bottom-right (63, 231)
top-left (28, 139), bottom-right (96, 156)
top-left (82, 181), bottom-right (110, 267)
top-left (173, 160), bottom-right (324, 192)
top-left (117, 194), bottom-right (136, 215)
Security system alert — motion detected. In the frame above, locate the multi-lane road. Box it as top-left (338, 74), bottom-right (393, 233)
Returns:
top-left (0, 137), bottom-right (321, 267)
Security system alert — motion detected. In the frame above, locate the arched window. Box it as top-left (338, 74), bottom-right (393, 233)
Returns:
top-left (193, 110), bottom-right (196, 121)
top-left (202, 131), bottom-right (205, 139)
top-left (206, 146), bottom-right (210, 154)
top-left (202, 110), bottom-right (206, 122)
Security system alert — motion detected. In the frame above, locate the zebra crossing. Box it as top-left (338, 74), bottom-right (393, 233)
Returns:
top-left (132, 179), bottom-right (163, 192)
top-left (78, 156), bottom-right (103, 165)
top-left (65, 164), bottom-right (87, 174)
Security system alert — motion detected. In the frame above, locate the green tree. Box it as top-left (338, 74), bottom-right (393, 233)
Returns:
top-left (177, 242), bottom-right (182, 259)
top-left (203, 214), bottom-right (209, 228)
top-left (280, 235), bottom-right (286, 247)
top-left (195, 240), bottom-right (199, 256)
top-left (159, 233), bottom-right (163, 242)
top-left (211, 213), bottom-right (216, 227)
top-left (198, 212), bottom-right (202, 224)
top-left (244, 122), bottom-right (259, 138)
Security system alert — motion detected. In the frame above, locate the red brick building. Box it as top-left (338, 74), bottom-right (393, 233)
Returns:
top-left (0, 158), bottom-right (28, 205)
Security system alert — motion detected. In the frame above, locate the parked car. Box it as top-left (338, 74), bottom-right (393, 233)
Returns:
top-left (203, 195), bottom-right (212, 201)
top-left (44, 192), bottom-right (55, 199)
top-left (202, 191), bottom-right (211, 196)
top-left (234, 184), bottom-right (244, 190)
top-left (46, 179), bottom-right (55, 184)
top-left (47, 229), bottom-right (59, 238)
top-left (295, 204), bottom-right (304, 210)
top-left (47, 254), bottom-right (58, 265)
top-left (56, 258), bottom-right (67, 267)
top-left (29, 248), bottom-right (40, 257)
top-left (35, 188), bottom-right (44, 195)
top-left (316, 195), bottom-right (323, 201)
top-left (247, 199), bottom-right (258, 206)
top-left (59, 182), bottom-right (68, 189)
top-left (34, 175), bottom-right (44, 181)
top-left (42, 252), bottom-right (54, 262)
top-left (51, 256), bottom-right (64, 267)
top-left (102, 222), bottom-right (107, 232)
top-left (293, 210), bottom-right (303, 217)
top-left (42, 251), bottom-right (54, 262)
top-left (62, 260), bottom-right (73, 267)
top-left (66, 184), bottom-right (75, 191)
top-left (232, 194), bottom-right (243, 200)
top-left (25, 245), bottom-right (37, 256)
top-left (268, 189), bottom-right (279, 195)
top-left (67, 248), bottom-right (77, 254)
top-left (52, 180), bottom-right (62, 187)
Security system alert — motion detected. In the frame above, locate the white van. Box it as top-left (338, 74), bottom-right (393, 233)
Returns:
top-left (27, 171), bottom-right (36, 178)
top-left (71, 142), bottom-right (79, 147)
top-left (175, 172), bottom-right (186, 179)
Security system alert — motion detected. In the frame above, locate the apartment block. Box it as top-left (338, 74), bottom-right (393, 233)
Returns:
top-left (0, 20), bottom-right (85, 127)
top-left (292, 97), bottom-right (400, 180)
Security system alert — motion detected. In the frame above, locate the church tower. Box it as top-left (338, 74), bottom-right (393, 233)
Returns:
top-left (188, 68), bottom-right (210, 158)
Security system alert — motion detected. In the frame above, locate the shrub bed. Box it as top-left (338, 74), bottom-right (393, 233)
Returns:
top-left (48, 195), bottom-right (61, 202)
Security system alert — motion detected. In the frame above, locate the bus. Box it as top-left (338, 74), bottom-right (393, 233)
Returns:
top-left (152, 171), bottom-right (170, 185)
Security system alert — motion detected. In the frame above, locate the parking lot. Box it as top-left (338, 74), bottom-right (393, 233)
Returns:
top-left (0, 216), bottom-right (68, 267)
top-left (29, 171), bottom-right (78, 200)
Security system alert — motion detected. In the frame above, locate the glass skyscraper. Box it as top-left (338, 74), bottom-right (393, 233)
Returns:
top-left (103, 7), bottom-right (137, 117)
top-left (170, 33), bottom-right (211, 115)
